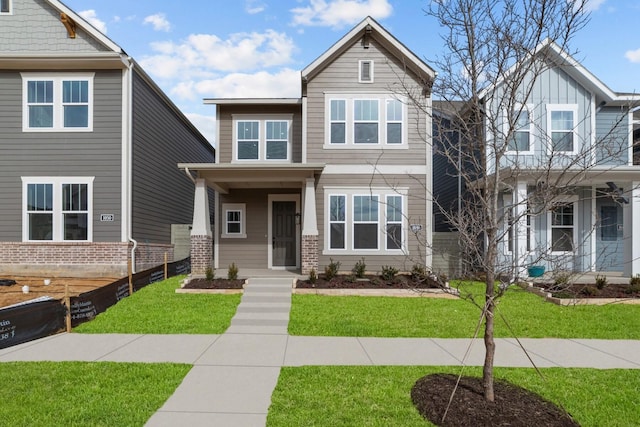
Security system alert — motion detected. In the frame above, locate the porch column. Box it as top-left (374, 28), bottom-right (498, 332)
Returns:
top-left (624, 182), bottom-right (640, 277)
top-left (190, 178), bottom-right (212, 275)
top-left (301, 178), bottom-right (318, 275)
top-left (513, 181), bottom-right (528, 279)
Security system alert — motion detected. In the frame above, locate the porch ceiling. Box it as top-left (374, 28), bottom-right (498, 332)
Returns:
top-left (178, 163), bottom-right (325, 194)
top-left (471, 165), bottom-right (640, 190)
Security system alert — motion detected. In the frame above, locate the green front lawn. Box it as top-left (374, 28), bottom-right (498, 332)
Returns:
top-left (75, 275), bottom-right (241, 334)
top-left (289, 283), bottom-right (640, 338)
top-left (267, 366), bottom-right (640, 426)
top-left (0, 362), bottom-right (190, 426)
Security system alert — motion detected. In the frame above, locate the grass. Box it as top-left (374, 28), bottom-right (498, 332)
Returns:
top-left (289, 282), bottom-right (640, 338)
top-left (74, 275), bottom-right (241, 334)
top-left (267, 366), bottom-right (640, 426)
top-left (0, 361), bottom-right (190, 426)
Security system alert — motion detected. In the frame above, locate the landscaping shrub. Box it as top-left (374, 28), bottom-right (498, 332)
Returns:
top-left (308, 268), bottom-right (317, 284)
top-left (352, 257), bottom-right (366, 278)
top-left (324, 258), bottom-right (341, 280)
top-left (228, 263), bottom-right (239, 280)
top-left (381, 265), bottom-right (399, 281)
top-left (595, 274), bottom-right (607, 290)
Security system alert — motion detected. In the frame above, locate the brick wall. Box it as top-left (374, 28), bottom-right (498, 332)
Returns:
top-left (190, 234), bottom-right (212, 275)
top-left (301, 234), bottom-right (318, 275)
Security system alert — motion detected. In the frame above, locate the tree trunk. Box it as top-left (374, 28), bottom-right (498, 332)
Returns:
top-left (482, 276), bottom-right (496, 402)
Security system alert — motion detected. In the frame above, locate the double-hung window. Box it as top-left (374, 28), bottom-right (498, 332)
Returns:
top-left (23, 177), bottom-right (93, 242)
top-left (1, 0), bottom-right (11, 14)
top-left (325, 189), bottom-right (406, 254)
top-left (222, 203), bottom-right (246, 238)
top-left (22, 73), bottom-right (94, 131)
top-left (550, 201), bottom-right (575, 252)
top-left (507, 106), bottom-right (532, 152)
top-left (234, 116), bottom-right (291, 161)
top-left (325, 94), bottom-right (407, 147)
top-left (547, 105), bottom-right (577, 153)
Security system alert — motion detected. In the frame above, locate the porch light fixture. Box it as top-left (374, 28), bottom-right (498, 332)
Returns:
top-left (295, 212), bottom-right (301, 225)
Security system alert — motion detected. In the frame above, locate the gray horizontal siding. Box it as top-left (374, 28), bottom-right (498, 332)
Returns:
top-left (0, 0), bottom-right (109, 53)
top-left (305, 37), bottom-right (428, 166)
top-left (217, 104), bottom-right (302, 164)
top-left (0, 70), bottom-right (123, 242)
top-left (131, 70), bottom-right (215, 244)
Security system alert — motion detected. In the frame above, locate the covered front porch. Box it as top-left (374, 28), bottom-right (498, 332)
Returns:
top-left (179, 163), bottom-right (324, 275)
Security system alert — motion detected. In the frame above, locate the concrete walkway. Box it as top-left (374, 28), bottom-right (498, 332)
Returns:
top-left (1, 277), bottom-right (640, 426)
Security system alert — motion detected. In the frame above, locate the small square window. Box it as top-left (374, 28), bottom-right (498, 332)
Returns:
top-left (222, 203), bottom-right (246, 238)
top-left (1, 0), bottom-right (11, 14)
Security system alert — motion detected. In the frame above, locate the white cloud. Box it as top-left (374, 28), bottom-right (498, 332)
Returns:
top-left (245, 0), bottom-right (266, 14)
top-left (584, 0), bottom-right (607, 13)
top-left (143, 13), bottom-right (172, 32)
top-left (139, 30), bottom-right (296, 80)
top-left (625, 48), bottom-right (640, 63)
top-left (291, 0), bottom-right (393, 28)
top-left (171, 69), bottom-right (301, 100)
top-left (183, 113), bottom-right (217, 145)
top-left (78, 10), bottom-right (107, 34)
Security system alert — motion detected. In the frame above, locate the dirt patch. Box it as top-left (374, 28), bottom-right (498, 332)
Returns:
top-left (412, 373), bottom-right (579, 426)
top-left (296, 274), bottom-right (443, 289)
top-left (183, 278), bottom-right (245, 289)
top-left (0, 276), bottom-right (117, 309)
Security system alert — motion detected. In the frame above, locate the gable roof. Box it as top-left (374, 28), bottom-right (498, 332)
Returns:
top-left (480, 38), bottom-right (639, 106)
top-left (301, 16), bottom-right (436, 86)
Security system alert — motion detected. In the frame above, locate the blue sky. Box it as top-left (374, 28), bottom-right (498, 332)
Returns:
top-left (62, 0), bottom-right (640, 144)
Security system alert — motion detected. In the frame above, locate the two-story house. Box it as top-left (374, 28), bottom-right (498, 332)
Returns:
top-left (480, 40), bottom-right (640, 277)
top-left (181, 17), bottom-right (435, 275)
top-left (0, 0), bottom-right (215, 277)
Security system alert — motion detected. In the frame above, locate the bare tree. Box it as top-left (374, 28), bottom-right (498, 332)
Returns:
top-left (422, 0), bottom-right (639, 404)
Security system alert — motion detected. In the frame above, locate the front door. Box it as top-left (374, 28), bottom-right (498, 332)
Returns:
top-left (272, 201), bottom-right (296, 267)
top-left (596, 191), bottom-right (624, 272)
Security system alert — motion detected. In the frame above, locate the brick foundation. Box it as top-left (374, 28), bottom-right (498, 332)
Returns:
top-left (190, 234), bottom-right (213, 275)
top-left (301, 234), bottom-right (318, 275)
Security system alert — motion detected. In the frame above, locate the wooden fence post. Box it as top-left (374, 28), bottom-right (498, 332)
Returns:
top-left (164, 252), bottom-right (168, 279)
top-left (65, 284), bottom-right (71, 333)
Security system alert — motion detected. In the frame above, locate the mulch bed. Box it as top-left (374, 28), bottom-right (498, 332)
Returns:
top-left (296, 274), bottom-right (443, 289)
top-left (183, 278), bottom-right (245, 289)
top-left (411, 373), bottom-right (579, 426)
top-left (534, 282), bottom-right (640, 299)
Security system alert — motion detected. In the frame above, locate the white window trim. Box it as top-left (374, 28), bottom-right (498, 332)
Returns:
top-left (328, 194), bottom-right (347, 250)
top-left (385, 194), bottom-right (403, 251)
top-left (21, 176), bottom-right (94, 242)
top-left (359, 60), bottom-right (374, 83)
top-left (323, 187), bottom-right (408, 255)
top-left (21, 72), bottom-right (94, 132)
top-left (221, 203), bottom-right (246, 238)
top-left (232, 114), bottom-right (292, 162)
top-left (324, 94), bottom-right (408, 149)
top-left (546, 104), bottom-right (578, 155)
top-left (0, 0), bottom-right (12, 15)
top-left (505, 104), bottom-right (534, 155)
top-left (547, 196), bottom-right (578, 255)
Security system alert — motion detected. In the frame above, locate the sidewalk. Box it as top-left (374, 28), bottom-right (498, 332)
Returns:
top-left (1, 277), bottom-right (639, 426)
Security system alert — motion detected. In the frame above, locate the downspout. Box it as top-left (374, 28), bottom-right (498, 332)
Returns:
top-left (125, 57), bottom-right (137, 272)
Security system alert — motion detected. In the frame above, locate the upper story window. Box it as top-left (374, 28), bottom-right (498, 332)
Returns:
top-left (22, 73), bottom-right (94, 132)
top-left (234, 115), bottom-right (292, 162)
top-left (22, 177), bottom-right (94, 242)
top-left (325, 94), bottom-right (406, 148)
top-left (359, 60), bottom-right (374, 83)
top-left (507, 106), bottom-right (533, 153)
top-left (0, 0), bottom-right (11, 14)
top-left (547, 104), bottom-right (577, 154)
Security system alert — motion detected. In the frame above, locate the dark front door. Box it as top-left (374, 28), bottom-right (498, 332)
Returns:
top-left (272, 201), bottom-right (296, 267)
top-left (596, 192), bottom-right (624, 272)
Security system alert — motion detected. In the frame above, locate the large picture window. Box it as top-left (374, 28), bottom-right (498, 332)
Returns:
top-left (234, 116), bottom-right (291, 161)
top-left (22, 73), bottom-right (94, 131)
top-left (325, 94), bottom-right (407, 147)
top-left (325, 189), bottom-right (406, 254)
top-left (23, 177), bottom-right (93, 242)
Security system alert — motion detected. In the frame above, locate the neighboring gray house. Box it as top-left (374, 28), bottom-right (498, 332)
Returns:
top-left (0, 0), bottom-right (215, 277)
top-left (481, 40), bottom-right (640, 277)
top-left (181, 17), bottom-right (436, 275)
